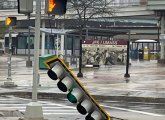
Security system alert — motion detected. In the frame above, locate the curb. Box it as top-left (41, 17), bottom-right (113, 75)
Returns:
top-left (0, 91), bottom-right (165, 103)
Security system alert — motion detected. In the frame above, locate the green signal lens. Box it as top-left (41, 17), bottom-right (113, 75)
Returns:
top-left (67, 92), bottom-right (77, 103)
top-left (67, 88), bottom-right (83, 104)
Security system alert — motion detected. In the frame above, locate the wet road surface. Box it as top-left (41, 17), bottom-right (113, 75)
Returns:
top-left (0, 95), bottom-right (164, 120)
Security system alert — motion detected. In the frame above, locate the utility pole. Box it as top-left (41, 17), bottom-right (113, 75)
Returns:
top-left (24, 0), bottom-right (44, 119)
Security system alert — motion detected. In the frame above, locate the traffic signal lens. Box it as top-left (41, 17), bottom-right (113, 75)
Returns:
top-left (57, 76), bottom-right (73, 92)
top-left (77, 100), bottom-right (93, 115)
top-left (47, 69), bottom-right (58, 80)
top-left (52, 64), bottom-right (63, 77)
top-left (86, 111), bottom-right (102, 120)
top-left (67, 88), bottom-right (83, 103)
top-left (67, 92), bottom-right (77, 103)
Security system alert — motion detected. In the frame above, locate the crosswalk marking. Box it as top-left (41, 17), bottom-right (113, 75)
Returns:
top-left (0, 96), bottom-right (78, 115)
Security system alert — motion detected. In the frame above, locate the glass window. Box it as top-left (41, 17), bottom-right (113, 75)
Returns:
top-left (45, 35), bottom-right (55, 49)
top-left (5, 37), bottom-right (9, 47)
top-left (18, 36), bottom-right (27, 49)
top-left (74, 37), bottom-right (80, 50)
top-left (65, 36), bottom-right (73, 50)
top-left (29, 37), bottom-right (34, 49)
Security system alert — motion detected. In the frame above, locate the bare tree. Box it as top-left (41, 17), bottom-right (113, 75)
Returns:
top-left (66, 0), bottom-right (116, 77)
top-left (67, 0), bottom-right (116, 28)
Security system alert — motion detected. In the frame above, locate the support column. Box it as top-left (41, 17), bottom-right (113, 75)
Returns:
top-left (61, 35), bottom-right (65, 55)
top-left (160, 16), bottom-right (165, 59)
top-left (41, 20), bottom-right (45, 56)
top-left (158, 16), bottom-right (165, 64)
top-left (57, 34), bottom-right (59, 56)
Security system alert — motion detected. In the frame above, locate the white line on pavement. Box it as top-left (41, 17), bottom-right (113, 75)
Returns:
top-left (102, 105), bottom-right (164, 117)
top-left (43, 113), bottom-right (79, 115)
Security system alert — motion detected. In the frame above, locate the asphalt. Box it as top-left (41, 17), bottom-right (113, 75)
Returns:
top-left (0, 55), bottom-right (165, 103)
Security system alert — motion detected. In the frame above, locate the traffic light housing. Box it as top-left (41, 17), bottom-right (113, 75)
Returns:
top-left (45, 56), bottom-right (111, 120)
top-left (45, 0), bottom-right (67, 15)
top-left (5, 17), bottom-right (17, 26)
top-left (17, 0), bottom-right (33, 14)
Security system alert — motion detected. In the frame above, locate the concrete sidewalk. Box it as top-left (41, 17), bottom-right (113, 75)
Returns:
top-left (0, 55), bottom-right (165, 102)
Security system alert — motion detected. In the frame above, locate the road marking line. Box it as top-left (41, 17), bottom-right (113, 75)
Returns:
top-left (0, 106), bottom-right (75, 109)
top-left (8, 97), bottom-right (76, 110)
top-left (38, 101), bottom-right (76, 109)
top-left (43, 113), bottom-right (79, 115)
top-left (19, 110), bottom-right (77, 112)
top-left (102, 105), bottom-right (164, 117)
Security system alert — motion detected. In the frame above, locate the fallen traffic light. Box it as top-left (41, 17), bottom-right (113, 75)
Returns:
top-left (45, 0), bottom-right (67, 15)
top-left (5, 17), bottom-right (17, 26)
top-left (45, 56), bottom-right (111, 120)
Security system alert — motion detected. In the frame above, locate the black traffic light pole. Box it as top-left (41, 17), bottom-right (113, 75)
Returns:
top-left (77, 24), bottom-right (83, 77)
top-left (77, 39), bottom-right (83, 77)
top-left (124, 31), bottom-right (130, 78)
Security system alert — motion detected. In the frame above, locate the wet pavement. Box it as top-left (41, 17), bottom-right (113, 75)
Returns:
top-left (0, 54), bottom-right (165, 100)
top-left (0, 54), bottom-right (165, 119)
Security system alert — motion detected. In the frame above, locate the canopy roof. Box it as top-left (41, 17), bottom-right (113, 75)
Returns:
top-left (39, 27), bottom-right (128, 37)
